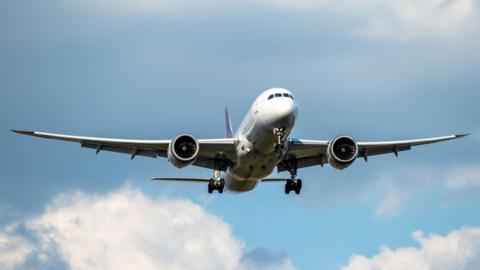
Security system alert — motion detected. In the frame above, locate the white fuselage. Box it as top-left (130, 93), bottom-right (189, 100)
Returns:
top-left (224, 88), bottom-right (298, 192)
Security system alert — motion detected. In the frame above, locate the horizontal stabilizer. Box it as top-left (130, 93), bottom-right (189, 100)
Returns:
top-left (151, 177), bottom-right (211, 182)
top-left (261, 178), bottom-right (288, 182)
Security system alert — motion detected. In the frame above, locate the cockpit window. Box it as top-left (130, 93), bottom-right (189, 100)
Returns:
top-left (269, 92), bottom-right (294, 100)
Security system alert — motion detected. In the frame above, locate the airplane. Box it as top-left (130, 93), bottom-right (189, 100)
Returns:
top-left (12, 88), bottom-right (468, 194)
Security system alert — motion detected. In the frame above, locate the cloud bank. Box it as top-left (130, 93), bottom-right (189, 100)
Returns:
top-left (0, 187), bottom-right (295, 270)
top-left (70, 0), bottom-right (476, 41)
top-left (0, 226), bottom-right (33, 270)
top-left (373, 163), bottom-right (480, 217)
top-left (342, 227), bottom-right (480, 270)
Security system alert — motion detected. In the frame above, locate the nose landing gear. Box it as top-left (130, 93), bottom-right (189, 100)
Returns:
top-left (274, 127), bottom-right (288, 157)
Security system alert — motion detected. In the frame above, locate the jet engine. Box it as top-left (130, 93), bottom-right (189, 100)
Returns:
top-left (168, 134), bottom-right (200, 168)
top-left (327, 136), bottom-right (358, 170)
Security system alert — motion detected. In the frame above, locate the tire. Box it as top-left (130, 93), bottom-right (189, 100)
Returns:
top-left (208, 179), bottom-right (214, 193)
top-left (294, 180), bottom-right (302, 194)
top-left (285, 180), bottom-right (293, 194)
top-left (296, 179), bottom-right (302, 190)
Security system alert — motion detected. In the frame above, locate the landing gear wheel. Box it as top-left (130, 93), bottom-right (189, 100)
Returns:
top-left (208, 180), bottom-right (214, 194)
top-left (218, 178), bottom-right (225, 193)
top-left (285, 179), bottom-right (302, 195)
top-left (208, 179), bottom-right (225, 194)
top-left (295, 179), bottom-right (302, 194)
top-left (285, 180), bottom-right (293, 194)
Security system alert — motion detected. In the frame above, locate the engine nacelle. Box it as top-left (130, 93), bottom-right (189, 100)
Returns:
top-left (168, 134), bottom-right (200, 168)
top-left (327, 136), bottom-right (359, 170)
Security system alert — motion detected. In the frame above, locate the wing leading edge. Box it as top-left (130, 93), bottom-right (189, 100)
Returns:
top-left (280, 134), bottom-right (468, 171)
top-left (11, 130), bottom-right (236, 169)
top-left (357, 134), bottom-right (469, 160)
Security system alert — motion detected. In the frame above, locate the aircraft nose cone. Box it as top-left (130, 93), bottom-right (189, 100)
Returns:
top-left (275, 99), bottom-right (297, 125)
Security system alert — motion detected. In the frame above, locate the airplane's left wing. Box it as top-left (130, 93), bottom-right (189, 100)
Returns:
top-left (11, 130), bottom-right (236, 169)
top-left (279, 134), bottom-right (468, 172)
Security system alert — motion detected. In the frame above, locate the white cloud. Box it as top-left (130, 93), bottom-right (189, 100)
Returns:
top-left (58, 0), bottom-right (477, 41)
top-left (268, 0), bottom-right (476, 40)
top-left (444, 164), bottom-right (480, 191)
top-left (373, 177), bottom-right (405, 217)
top-left (354, 0), bottom-right (475, 40)
top-left (0, 225), bottom-right (33, 270)
top-left (0, 187), bottom-right (295, 270)
top-left (70, 0), bottom-right (256, 16)
top-left (341, 227), bottom-right (480, 270)
top-left (27, 187), bottom-right (242, 270)
top-left (371, 163), bottom-right (480, 217)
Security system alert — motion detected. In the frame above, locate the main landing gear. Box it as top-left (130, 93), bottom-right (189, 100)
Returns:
top-left (285, 179), bottom-right (302, 194)
top-left (208, 168), bottom-right (225, 194)
top-left (284, 160), bottom-right (302, 194)
top-left (208, 178), bottom-right (225, 193)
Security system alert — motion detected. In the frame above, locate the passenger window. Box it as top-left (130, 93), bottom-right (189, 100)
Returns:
top-left (275, 93), bottom-right (282, 97)
top-left (283, 93), bottom-right (289, 97)
top-left (268, 95), bottom-right (274, 100)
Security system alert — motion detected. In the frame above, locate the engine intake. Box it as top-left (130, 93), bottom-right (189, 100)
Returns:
top-left (168, 134), bottom-right (199, 168)
top-left (328, 136), bottom-right (358, 170)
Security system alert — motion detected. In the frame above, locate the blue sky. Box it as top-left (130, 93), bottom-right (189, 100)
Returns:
top-left (1, 1), bottom-right (480, 269)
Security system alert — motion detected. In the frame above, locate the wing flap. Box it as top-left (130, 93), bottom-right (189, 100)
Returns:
top-left (80, 141), bottom-right (163, 159)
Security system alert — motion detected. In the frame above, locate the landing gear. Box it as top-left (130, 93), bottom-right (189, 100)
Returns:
top-left (208, 168), bottom-right (225, 194)
top-left (208, 179), bottom-right (225, 193)
top-left (285, 179), bottom-right (302, 194)
top-left (274, 127), bottom-right (287, 157)
top-left (284, 159), bottom-right (302, 195)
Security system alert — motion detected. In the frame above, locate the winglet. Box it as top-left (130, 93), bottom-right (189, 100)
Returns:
top-left (225, 107), bottom-right (233, 138)
top-left (455, 133), bottom-right (470, 138)
top-left (10, 129), bottom-right (35, 136)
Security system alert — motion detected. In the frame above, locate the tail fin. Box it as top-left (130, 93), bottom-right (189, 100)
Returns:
top-left (225, 107), bottom-right (233, 138)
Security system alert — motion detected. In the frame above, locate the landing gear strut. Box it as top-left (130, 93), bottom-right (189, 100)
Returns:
top-left (208, 168), bottom-right (225, 194)
top-left (284, 160), bottom-right (302, 194)
top-left (274, 127), bottom-right (287, 157)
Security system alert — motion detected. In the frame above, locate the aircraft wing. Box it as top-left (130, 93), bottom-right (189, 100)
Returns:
top-left (279, 134), bottom-right (468, 171)
top-left (356, 134), bottom-right (468, 160)
top-left (11, 130), bottom-right (236, 169)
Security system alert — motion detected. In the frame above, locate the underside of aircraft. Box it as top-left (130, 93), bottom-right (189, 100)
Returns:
top-left (12, 88), bottom-right (468, 194)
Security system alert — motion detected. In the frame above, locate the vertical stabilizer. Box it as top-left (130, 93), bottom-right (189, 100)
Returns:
top-left (225, 107), bottom-right (233, 138)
